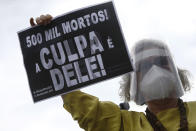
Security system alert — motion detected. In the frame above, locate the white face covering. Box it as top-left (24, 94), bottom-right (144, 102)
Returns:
top-left (129, 39), bottom-right (184, 105)
top-left (140, 65), bottom-right (176, 101)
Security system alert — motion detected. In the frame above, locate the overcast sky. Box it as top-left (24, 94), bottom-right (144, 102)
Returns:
top-left (0, 0), bottom-right (196, 130)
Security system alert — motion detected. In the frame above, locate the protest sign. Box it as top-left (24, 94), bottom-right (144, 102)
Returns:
top-left (18, 1), bottom-right (133, 102)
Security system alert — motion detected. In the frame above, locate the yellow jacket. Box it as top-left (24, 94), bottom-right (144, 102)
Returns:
top-left (62, 91), bottom-right (196, 131)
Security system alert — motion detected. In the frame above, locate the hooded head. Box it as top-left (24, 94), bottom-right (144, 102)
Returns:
top-left (119, 39), bottom-right (191, 105)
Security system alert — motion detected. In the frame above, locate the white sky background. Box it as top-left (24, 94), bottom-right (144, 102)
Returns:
top-left (0, 0), bottom-right (196, 130)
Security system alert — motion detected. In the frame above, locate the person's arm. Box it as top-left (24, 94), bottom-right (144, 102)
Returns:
top-left (62, 90), bottom-right (122, 131)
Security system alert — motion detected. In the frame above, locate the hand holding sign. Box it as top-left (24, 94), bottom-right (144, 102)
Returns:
top-left (30, 14), bottom-right (53, 26)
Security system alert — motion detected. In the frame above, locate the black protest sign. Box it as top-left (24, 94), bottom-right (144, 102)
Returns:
top-left (18, 1), bottom-right (133, 103)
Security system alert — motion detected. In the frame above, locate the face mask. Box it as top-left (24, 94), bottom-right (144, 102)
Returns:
top-left (140, 65), bottom-right (176, 101)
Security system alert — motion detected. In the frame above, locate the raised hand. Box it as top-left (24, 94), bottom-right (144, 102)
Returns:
top-left (30, 14), bottom-right (53, 26)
